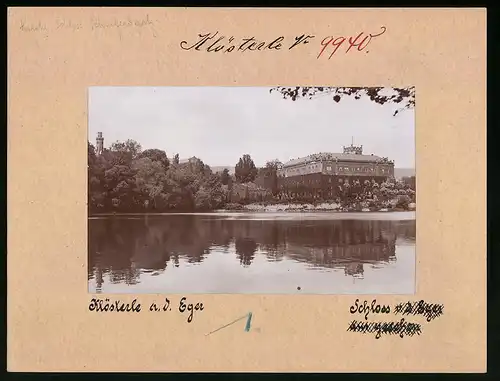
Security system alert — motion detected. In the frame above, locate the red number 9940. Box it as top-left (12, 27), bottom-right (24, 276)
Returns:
top-left (317, 26), bottom-right (387, 60)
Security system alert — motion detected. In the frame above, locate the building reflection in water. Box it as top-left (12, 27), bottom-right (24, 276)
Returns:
top-left (88, 215), bottom-right (416, 291)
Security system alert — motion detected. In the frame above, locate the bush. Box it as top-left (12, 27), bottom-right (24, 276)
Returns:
top-left (395, 195), bottom-right (411, 210)
top-left (224, 203), bottom-right (245, 210)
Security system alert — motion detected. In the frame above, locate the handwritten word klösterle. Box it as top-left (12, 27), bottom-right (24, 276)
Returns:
top-left (180, 32), bottom-right (290, 53)
top-left (89, 298), bottom-right (142, 313)
top-left (88, 297), bottom-right (204, 323)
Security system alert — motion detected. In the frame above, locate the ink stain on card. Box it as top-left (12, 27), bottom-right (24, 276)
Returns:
top-left (244, 312), bottom-right (252, 332)
top-left (206, 312), bottom-right (253, 336)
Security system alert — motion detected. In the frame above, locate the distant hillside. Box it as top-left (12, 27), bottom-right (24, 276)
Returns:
top-left (211, 166), bottom-right (235, 174)
top-left (394, 168), bottom-right (415, 178)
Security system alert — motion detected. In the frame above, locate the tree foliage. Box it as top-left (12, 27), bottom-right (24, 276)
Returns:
top-left (262, 159), bottom-right (283, 195)
top-left (139, 148), bottom-right (170, 169)
top-left (265, 159), bottom-right (283, 170)
top-left (220, 168), bottom-right (231, 185)
top-left (235, 154), bottom-right (258, 183)
top-left (88, 139), bottom-right (227, 213)
top-left (88, 138), bottom-right (415, 214)
top-left (270, 86), bottom-right (415, 116)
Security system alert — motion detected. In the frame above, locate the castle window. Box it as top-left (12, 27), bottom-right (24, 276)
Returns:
top-left (326, 166), bottom-right (332, 171)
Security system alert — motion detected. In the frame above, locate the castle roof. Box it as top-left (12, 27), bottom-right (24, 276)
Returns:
top-left (178, 156), bottom-right (197, 164)
top-left (282, 152), bottom-right (387, 167)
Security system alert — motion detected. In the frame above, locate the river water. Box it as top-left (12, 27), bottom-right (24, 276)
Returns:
top-left (88, 211), bottom-right (416, 294)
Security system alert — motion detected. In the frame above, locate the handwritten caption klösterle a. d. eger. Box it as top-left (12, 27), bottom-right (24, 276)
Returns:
top-left (179, 27), bottom-right (387, 59)
top-left (88, 297), bottom-right (204, 323)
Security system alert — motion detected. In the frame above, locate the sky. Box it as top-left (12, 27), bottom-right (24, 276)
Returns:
top-left (88, 87), bottom-right (415, 168)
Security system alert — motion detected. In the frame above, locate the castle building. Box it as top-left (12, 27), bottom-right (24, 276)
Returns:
top-left (96, 132), bottom-right (104, 156)
top-left (276, 142), bottom-right (395, 199)
top-left (178, 156), bottom-right (199, 165)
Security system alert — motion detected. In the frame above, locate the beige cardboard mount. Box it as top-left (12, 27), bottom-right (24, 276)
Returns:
top-left (7, 7), bottom-right (486, 372)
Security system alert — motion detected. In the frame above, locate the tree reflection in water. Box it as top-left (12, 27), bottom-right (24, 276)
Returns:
top-left (88, 214), bottom-right (416, 290)
top-left (235, 238), bottom-right (257, 267)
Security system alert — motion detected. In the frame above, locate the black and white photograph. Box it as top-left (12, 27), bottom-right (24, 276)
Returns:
top-left (87, 86), bottom-right (416, 294)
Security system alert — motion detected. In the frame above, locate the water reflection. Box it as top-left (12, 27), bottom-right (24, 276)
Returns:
top-left (88, 214), bottom-right (415, 293)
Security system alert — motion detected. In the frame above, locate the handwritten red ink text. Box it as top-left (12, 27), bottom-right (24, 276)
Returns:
top-left (317, 26), bottom-right (387, 60)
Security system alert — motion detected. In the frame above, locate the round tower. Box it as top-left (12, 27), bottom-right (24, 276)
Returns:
top-left (96, 132), bottom-right (104, 156)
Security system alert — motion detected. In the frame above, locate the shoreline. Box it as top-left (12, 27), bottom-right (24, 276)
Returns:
top-left (220, 201), bottom-right (416, 213)
top-left (88, 202), bottom-right (416, 217)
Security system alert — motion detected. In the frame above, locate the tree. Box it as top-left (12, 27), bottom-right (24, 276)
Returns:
top-left (139, 149), bottom-right (170, 169)
top-left (195, 174), bottom-right (226, 210)
top-left (88, 142), bottom-right (97, 168)
top-left (265, 159), bottom-right (283, 170)
top-left (270, 86), bottom-right (415, 116)
top-left (111, 139), bottom-right (142, 157)
top-left (264, 159), bottom-right (283, 195)
top-left (133, 157), bottom-right (168, 209)
top-left (110, 139), bottom-right (142, 165)
top-left (235, 154), bottom-right (258, 183)
top-left (395, 194), bottom-right (411, 210)
top-left (88, 142), bottom-right (104, 210)
top-left (402, 176), bottom-right (416, 190)
top-left (173, 154), bottom-right (180, 165)
top-left (220, 168), bottom-right (230, 185)
top-left (103, 164), bottom-right (137, 209)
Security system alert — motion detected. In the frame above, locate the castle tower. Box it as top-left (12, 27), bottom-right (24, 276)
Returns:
top-left (96, 132), bottom-right (104, 156)
top-left (343, 137), bottom-right (363, 155)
